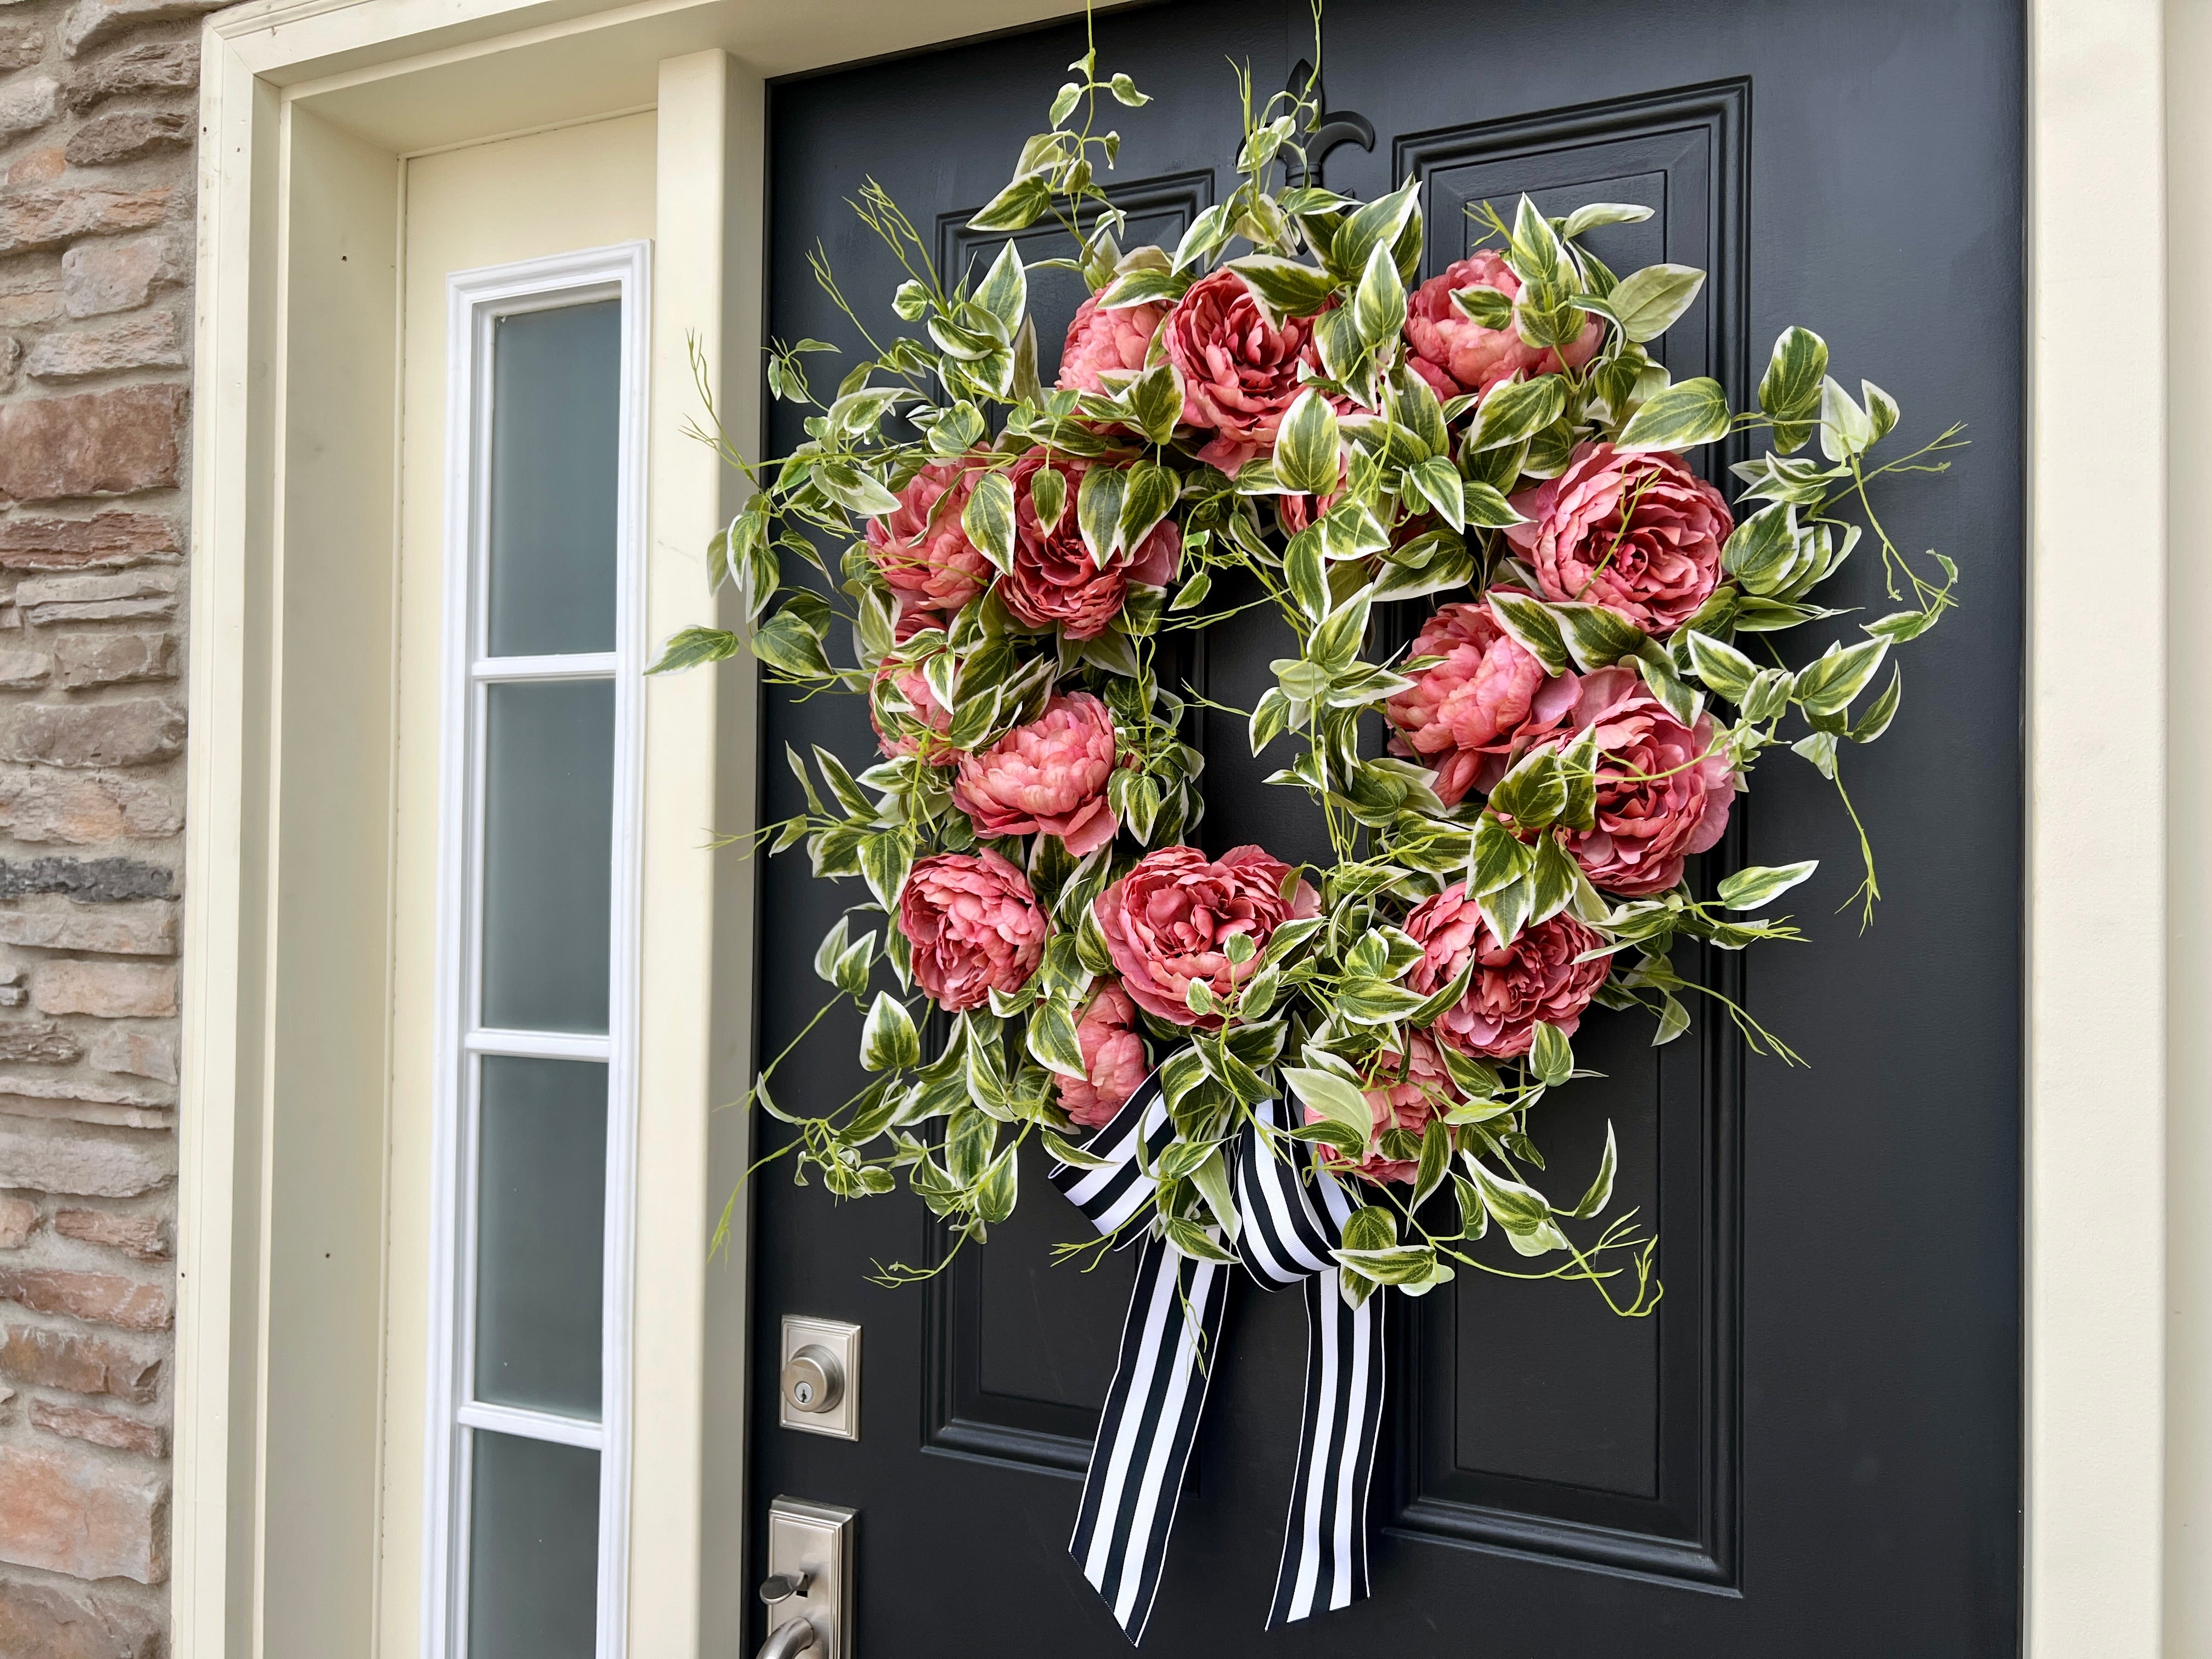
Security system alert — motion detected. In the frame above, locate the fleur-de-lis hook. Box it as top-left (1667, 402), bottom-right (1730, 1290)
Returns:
top-left (1287, 60), bottom-right (1375, 189)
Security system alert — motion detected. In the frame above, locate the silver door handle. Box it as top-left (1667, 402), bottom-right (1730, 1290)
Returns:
top-left (755, 1616), bottom-right (818, 1659)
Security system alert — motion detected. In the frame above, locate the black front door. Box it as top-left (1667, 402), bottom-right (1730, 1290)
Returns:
top-left (751, 3), bottom-right (2023, 1654)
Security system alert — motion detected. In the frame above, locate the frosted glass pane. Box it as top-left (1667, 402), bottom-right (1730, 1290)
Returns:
top-left (479, 679), bottom-right (613, 1033)
top-left (473, 1057), bottom-right (606, 1417)
top-left (466, 1431), bottom-right (598, 1659)
top-left (487, 300), bottom-right (620, 657)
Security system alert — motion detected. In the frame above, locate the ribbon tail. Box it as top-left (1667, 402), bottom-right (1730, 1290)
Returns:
top-left (1265, 1269), bottom-right (1387, 1629)
top-left (1069, 1233), bottom-right (1232, 1646)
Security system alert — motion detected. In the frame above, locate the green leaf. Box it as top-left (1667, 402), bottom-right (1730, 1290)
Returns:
top-left (1329, 178), bottom-right (1420, 282)
top-left (860, 992), bottom-right (921, 1071)
top-left (1047, 82), bottom-right (1082, 126)
top-left (647, 626), bottom-right (742, 675)
top-left (1864, 607), bottom-right (1943, 644)
top-left (1485, 590), bottom-right (1571, 675)
top-left (857, 831), bottom-right (913, 910)
top-left (1529, 1020), bottom-right (1573, 1086)
top-left (968, 171), bottom-right (1052, 233)
top-left (1028, 462), bottom-right (1066, 535)
top-left (1758, 325), bottom-right (1829, 455)
top-left (1353, 241), bottom-right (1407, 349)
top-left (832, 933), bottom-right (875, 999)
top-left (1341, 1204), bottom-right (1398, 1254)
top-left (1791, 637), bottom-right (1889, 716)
top-left (1562, 201), bottom-right (1655, 238)
top-left (961, 469), bottom-right (1015, 574)
top-left (1119, 460), bottom-right (1177, 552)
top-left (1284, 528), bottom-right (1329, 622)
top-left (813, 917), bottom-right (851, 983)
top-left (1283, 1065), bottom-right (1374, 1148)
top-left (1459, 479), bottom-right (1523, 528)
top-left (1451, 285), bottom-right (1515, 329)
top-left (1308, 585), bottom-right (1374, 670)
top-left (1684, 630), bottom-right (1758, 702)
top-left (1716, 860), bottom-right (1818, 911)
top-left (973, 238), bottom-right (1028, 338)
top-left (1819, 376), bottom-right (1874, 462)
top-left (1792, 729), bottom-right (1839, 780)
top-left (1274, 387), bottom-right (1342, 496)
top-left (1605, 263), bottom-right (1706, 344)
top-left (1508, 194), bottom-right (1568, 288)
top-left (1108, 71), bottom-right (1150, 107)
top-left (1851, 667), bottom-right (1903, 743)
top-left (1026, 998), bottom-right (1088, 1080)
top-left (1125, 361), bottom-right (1184, 445)
top-left (1551, 601), bottom-right (1647, 671)
top-left (1568, 1122), bottom-right (1617, 1217)
top-left (1861, 380), bottom-right (1900, 444)
top-left (1460, 1153), bottom-right (1551, 1234)
top-left (1413, 1118), bottom-right (1452, 1208)
top-left (1228, 255), bottom-right (1339, 318)
top-left (814, 460), bottom-right (902, 520)
top-left (1470, 374), bottom-right (1568, 452)
top-left (1076, 462), bottom-right (1126, 568)
top-left (976, 1146), bottom-right (1018, 1224)
top-left (1616, 376), bottom-right (1730, 452)
top-left (1336, 980), bottom-right (1429, 1024)
top-left (1098, 267), bottom-right (1188, 309)
top-left (1165, 1217), bottom-right (1239, 1264)
top-left (1407, 455), bottom-right (1465, 528)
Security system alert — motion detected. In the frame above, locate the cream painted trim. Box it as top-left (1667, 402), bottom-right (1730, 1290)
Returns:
top-left (183, 0), bottom-right (2181, 1655)
top-left (2027, 3), bottom-right (2169, 1655)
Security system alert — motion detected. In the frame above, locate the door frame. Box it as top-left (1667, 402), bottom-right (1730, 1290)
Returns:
top-left (174, 1), bottom-right (2180, 1655)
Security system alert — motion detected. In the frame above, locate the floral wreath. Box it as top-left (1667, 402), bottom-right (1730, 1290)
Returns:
top-left (660, 27), bottom-right (1958, 1641)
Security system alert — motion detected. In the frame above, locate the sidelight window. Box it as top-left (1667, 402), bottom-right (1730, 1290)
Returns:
top-left (425, 244), bottom-right (649, 1659)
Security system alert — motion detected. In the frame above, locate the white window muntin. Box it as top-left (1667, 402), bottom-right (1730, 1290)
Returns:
top-left (425, 240), bottom-right (650, 1659)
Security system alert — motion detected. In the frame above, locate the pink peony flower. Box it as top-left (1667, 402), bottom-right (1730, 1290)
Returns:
top-left (1553, 667), bottom-right (1735, 896)
top-left (1058, 290), bottom-right (1167, 394)
top-left (1093, 844), bottom-right (1321, 1029)
top-left (1059, 981), bottom-right (1149, 1129)
top-left (951, 692), bottom-right (1121, 855)
top-left (865, 460), bottom-right (994, 616)
top-left (896, 850), bottom-right (1048, 1013)
top-left (1165, 268), bottom-right (1329, 476)
top-left (1403, 883), bottom-right (1610, 1059)
top-left (1505, 443), bottom-right (1732, 635)
top-left (868, 658), bottom-right (955, 765)
top-left (1385, 596), bottom-right (1582, 804)
top-left (1402, 249), bottom-right (1603, 403)
top-left (1310, 1031), bottom-right (1457, 1186)
top-left (1001, 450), bottom-right (1181, 640)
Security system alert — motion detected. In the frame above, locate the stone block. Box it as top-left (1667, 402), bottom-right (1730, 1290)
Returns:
top-left (52, 1207), bottom-right (163, 1259)
top-left (16, 567), bottom-right (177, 623)
top-left (31, 961), bottom-right (175, 1017)
top-left (0, 385), bottom-right (184, 500)
top-left (0, 1442), bottom-right (167, 1583)
top-left (0, 258), bottom-right (58, 327)
top-left (0, 74), bottom-right (57, 140)
top-left (86, 1025), bottom-right (169, 1081)
top-left (63, 107), bottom-right (189, 166)
top-left (0, 856), bottom-right (171, 901)
top-left (0, 700), bottom-right (184, 768)
top-left (0, 1020), bottom-right (78, 1064)
top-left (0, 650), bottom-right (48, 688)
top-left (30, 1397), bottom-right (165, 1457)
top-left (62, 0), bottom-right (228, 55)
top-left (59, 233), bottom-right (181, 320)
top-left (0, 899), bottom-right (176, 955)
top-left (0, 1193), bottom-right (34, 1247)
top-left (0, 1323), bottom-right (157, 1401)
top-left (0, 1124), bottom-right (172, 1193)
top-left (0, 184), bottom-right (169, 257)
top-left (53, 633), bottom-right (173, 687)
top-left (6, 144), bottom-right (64, 185)
top-left (0, 24), bottom-right (43, 71)
top-left (0, 1266), bottom-right (169, 1330)
top-left (24, 310), bottom-right (182, 381)
top-left (0, 1576), bottom-right (164, 1659)
top-left (66, 37), bottom-right (196, 110)
top-left (0, 768), bottom-right (180, 843)
top-left (0, 510), bottom-right (180, 568)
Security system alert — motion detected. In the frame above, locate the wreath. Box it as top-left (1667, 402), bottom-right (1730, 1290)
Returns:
top-left (658, 26), bottom-right (1957, 1640)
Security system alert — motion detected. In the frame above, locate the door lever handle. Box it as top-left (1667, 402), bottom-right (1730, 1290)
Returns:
top-left (754, 1616), bottom-right (819, 1659)
top-left (759, 1572), bottom-right (812, 1605)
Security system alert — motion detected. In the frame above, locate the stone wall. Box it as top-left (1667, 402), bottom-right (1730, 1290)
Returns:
top-left (0, 0), bottom-right (218, 1651)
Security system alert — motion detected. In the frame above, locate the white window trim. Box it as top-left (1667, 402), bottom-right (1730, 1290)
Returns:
top-left (424, 240), bottom-right (652, 1659)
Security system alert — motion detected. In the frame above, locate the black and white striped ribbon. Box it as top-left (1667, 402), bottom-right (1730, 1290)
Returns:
top-left (1048, 1074), bottom-right (1389, 1643)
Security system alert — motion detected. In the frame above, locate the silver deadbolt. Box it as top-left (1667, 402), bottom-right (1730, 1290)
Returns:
top-left (782, 1345), bottom-right (843, 1414)
top-left (778, 1316), bottom-right (860, 1440)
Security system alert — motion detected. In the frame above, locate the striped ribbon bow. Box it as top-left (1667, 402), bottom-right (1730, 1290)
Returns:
top-left (1047, 1070), bottom-right (1389, 1645)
